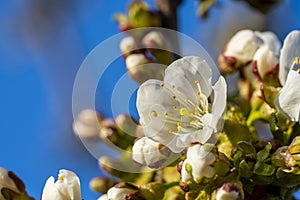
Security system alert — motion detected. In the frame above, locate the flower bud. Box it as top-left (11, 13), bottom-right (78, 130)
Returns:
top-left (219, 30), bottom-right (262, 73)
top-left (181, 143), bottom-right (216, 184)
top-left (132, 137), bottom-right (171, 168)
top-left (215, 183), bottom-right (243, 200)
top-left (142, 31), bottom-right (167, 49)
top-left (283, 136), bottom-right (300, 174)
top-left (271, 146), bottom-right (288, 167)
top-left (120, 37), bottom-right (142, 57)
top-left (125, 53), bottom-right (165, 84)
top-left (99, 119), bottom-right (118, 143)
top-left (73, 109), bottom-right (103, 139)
top-left (128, 1), bottom-right (160, 28)
top-left (107, 182), bottom-right (139, 200)
top-left (252, 45), bottom-right (279, 81)
top-left (90, 177), bottom-right (116, 194)
top-left (115, 114), bottom-right (139, 137)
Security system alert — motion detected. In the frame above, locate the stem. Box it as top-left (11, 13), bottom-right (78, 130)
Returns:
top-left (155, 0), bottom-right (182, 56)
top-left (246, 110), bottom-right (262, 127)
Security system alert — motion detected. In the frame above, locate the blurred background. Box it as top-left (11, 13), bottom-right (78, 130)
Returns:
top-left (0, 0), bottom-right (300, 199)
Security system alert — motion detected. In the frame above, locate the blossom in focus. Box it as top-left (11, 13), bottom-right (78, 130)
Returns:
top-left (181, 143), bottom-right (216, 183)
top-left (41, 169), bottom-right (82, 200)
top-left (215, 183), bottom-right (242, 200)
top-left (275, 31), bottom-right (300, 122)
top-left (132, 137), bottom-right (170, 168)
top-left (279, 30), bottom-right (300, 85)
top-left (136, 56), bottom-right (227, 153)
top-left (0, 167), bottom-right (20, 200)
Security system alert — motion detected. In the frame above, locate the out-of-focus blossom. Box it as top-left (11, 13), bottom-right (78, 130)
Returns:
top-left (120, 36), bottom-right (141, 57)
top-left (215, 183), bottom-right (242, 200)
top-left (106, 183), bottom-right (139, 200)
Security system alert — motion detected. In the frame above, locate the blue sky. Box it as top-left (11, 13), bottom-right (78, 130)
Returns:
top-left (0, 0), bottom-right (300, 199)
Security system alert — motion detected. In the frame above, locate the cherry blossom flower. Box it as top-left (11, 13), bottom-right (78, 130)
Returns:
top-left (136, 56), bottom-right (226, 153)
top-left (41, 169), bottom-right (82, 200)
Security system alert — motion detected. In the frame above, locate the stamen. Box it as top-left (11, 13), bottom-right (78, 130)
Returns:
top-left (298, 68), bottom-right (300, 73)
top-left (160, 83), bottom-right (164, 87)
top-left (172, 85), bottom-right (175, 89)
top-left (194, 80), bottom-right (199, 84)
top-left (296, 57), bottom-right (299, 65)
top-left (172, 95), bottom-right (176, 99)
top-left (169, 129), bottom-right (174, 134)
top-left (197, 90), bottom-right (201, 95)
top-left (164, 112), bottom-right (168, 116)
top-left (151, 111), bottom-right (157, 117)
top-left (177, 122), bottom-right (182, 131)
top-left (58, 176), bottom-right (64, 181)
top-left (173, 105), bottom-right (177, 109)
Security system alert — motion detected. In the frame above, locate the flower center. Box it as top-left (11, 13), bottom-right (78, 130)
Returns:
top-left (160, 79), bottom-right (209, 134)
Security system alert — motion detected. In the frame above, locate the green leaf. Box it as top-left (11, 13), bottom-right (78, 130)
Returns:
top-left (237, 141), bottom-right (256, 159)
top-left (253, 161), bottom-right (275, 176)
top-left (233, 150), bottom-right (243, 168)
top-left (214, 161), bottom-right (230, 177)
top-left (257, 143), bottom-right (272, 161)
top-left (239, 160), bottom-right (252, 177)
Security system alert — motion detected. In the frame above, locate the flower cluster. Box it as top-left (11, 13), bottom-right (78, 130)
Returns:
top-left (87, 29), bottom-right (300, 200)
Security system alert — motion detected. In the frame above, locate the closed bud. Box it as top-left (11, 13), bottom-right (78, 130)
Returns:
top-left (220, 30), bottom-right (262, 73)
top-left (120, 37), bottom-right (142, 57)
top-left (115, 114), bottom-right (138, 137)
top-left (284, 136), bottom-right (300, 174)
top-left (107, 182), bottom-right (140, 200)
top-left (99, 119), bottom-right (118, 144)
top-left (90, 177), bottom-right (116, 194)
top-left (73, 109), bottom-right (103, 139)
top-left (142, 31), bottom-right (168, 50)
top-left (215, 183), bottom-right (243, 200)
top-left (128, 2), bottom-right (160, 28)
top-left (132, 137), bottom-right (171, 168)
top-left (252, 45), bottom-right (279, 82)
top-left (125, 53), bottom-right (165, 84)
top-left (181, 143), bottom-right (216, 184)
top-left (271, 146), bottom-right (288, 167)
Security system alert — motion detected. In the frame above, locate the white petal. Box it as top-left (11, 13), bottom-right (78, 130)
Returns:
top-left (255, 31), bottom-right (281, 55)
top-left (164, 56), bottom-right (213, 98)
top-left (276, 70), bottom-right (300, 121)
top-left (225, 29), bottom-right (262, 63)
top-left (42, 177), bottom-right (66, 200)
top-left (107, 187), bottom-right (136, 200)
top-left (132, 137), bottom-right (166, 166)
top-left (279, 30), bottom-right (300, 85)
top-left (181, 160), bottom-right (192, 183)
top-left (98, 194), bottom-right (108, 200)
top-left (57, 169), bottom-right (81, 200)
top-left (253, 45), bottom-right (278, 79)
top-left (211, 76), bottom-right (227, 129)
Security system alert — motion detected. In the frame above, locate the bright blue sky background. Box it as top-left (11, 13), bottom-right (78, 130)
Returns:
top-left (1, 0), bottom-right (300, 199)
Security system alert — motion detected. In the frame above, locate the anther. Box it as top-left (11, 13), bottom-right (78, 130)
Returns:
top-left (296, 57), bottom-right (299, 65)
top-left (160, 83), bottom-right (164, 87)
top-left (151, 111), bottom-right (158, 117)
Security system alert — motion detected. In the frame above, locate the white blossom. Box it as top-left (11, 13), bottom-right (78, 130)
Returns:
top-left (41, 169), bottom-right (82, 200)
top-left (107, 187), bottom-right (137, 200)
top-left (279, 30), bottom-right (300, 85)
top-left (132, 137), bottom-right (170, 168)
top-left (136, 56), bottom-right (227, 153)
top-left (253, 45), bottom-right (279, 80)
top-left (276, 57), bottom-right (300, 122)
top-left (0, 167), bottom-right (20, 200)
top-left (181, 143), bottom-right (216, 183)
